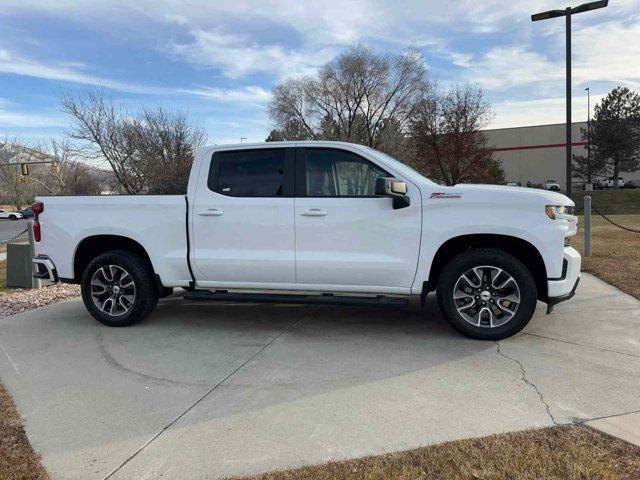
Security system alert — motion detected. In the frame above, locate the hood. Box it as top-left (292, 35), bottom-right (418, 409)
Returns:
top-left (443, 184), bottom-right (574, 206)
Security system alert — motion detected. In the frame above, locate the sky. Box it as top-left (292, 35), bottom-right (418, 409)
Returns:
top-left (0, 0), bottom-right (639, 145)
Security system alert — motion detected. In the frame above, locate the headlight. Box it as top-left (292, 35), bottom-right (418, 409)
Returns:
top-left (545, 205), bottom-right (575, 219)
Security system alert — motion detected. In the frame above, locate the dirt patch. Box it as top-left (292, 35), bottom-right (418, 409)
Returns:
top-left (0, 384), bottom-right (49, 480)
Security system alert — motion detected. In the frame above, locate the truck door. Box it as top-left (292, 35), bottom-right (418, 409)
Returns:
top-left (294, 147), bottom-right (422, 292)
top-left (190, 147), bottom-right (296, 287)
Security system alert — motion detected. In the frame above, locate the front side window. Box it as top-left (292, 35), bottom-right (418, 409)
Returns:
top-left (212, 149), bottom-right (285, 197)
top-left (304, 149), bottom-right (387, 197)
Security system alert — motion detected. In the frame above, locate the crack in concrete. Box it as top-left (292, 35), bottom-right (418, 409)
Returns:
top-left (102, 310), bottom-right (311, 480)
top-left (578, 408), bottom-right (640, 424)
top-left (495, 341), bottom-right (559, 426)
top-left (523, 332), bottom-right (640, 359)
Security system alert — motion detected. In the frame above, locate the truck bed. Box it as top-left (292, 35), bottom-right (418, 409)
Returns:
top-left (34, 195), bottom-right (192, 286)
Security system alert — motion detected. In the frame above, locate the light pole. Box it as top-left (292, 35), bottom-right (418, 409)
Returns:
top-left (585, 86), bottom-right (591, 163)
top-left (532, 0), bottom-right (608, 197)
top-left (240, 137), bottom-right (247, 144)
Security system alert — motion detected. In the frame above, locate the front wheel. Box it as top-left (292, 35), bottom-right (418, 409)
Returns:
top-left (436, 248), bottom-right (537, 340)
top-left (9, 215), bottom-right (17, 220)
top-left (81, 250), bottom-right (159, 327)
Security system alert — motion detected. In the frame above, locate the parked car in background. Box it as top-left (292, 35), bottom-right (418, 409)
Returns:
top-left (32, 141), bottom-right (580, 341)
top-left (544, 180), bottom-right (561, 191)
top-left (19, 207), bottom-right (34, 218)
top-left (0, 209), bottom-right (23, 220)
top-left (506, 181), bottom-right (522, 187)
top-left (605, 176), bottom-right (625, 188)
top-left (624, 179), bottom-right (640, 189)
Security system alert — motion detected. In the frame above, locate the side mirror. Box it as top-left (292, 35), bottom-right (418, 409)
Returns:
top-left (375, 177), bottom-right (410, 209)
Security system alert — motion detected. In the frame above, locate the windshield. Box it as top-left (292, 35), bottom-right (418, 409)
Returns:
top-left (366, 148), bottom-right (437, 186)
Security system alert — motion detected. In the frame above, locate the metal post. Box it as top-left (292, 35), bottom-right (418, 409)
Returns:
top-left (27, 221), bottom-right (41, 289)
top-left (584, 195), bottom-right (591, 257)
top-left (565, 8), bottom-right (572, 198)
top-left (586, 87), bottom-right (591, 161)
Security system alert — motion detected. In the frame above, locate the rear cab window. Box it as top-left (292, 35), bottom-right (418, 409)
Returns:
top-left (208, 148), bottom-right (294, 197)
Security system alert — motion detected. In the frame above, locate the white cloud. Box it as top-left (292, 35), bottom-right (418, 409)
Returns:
top-left (0, 49), bottom-right (273, 106)
top-left (170, 30), bottom-right (337, 79)
top-left (0, 99), bottom-right (62, 128)
top-left (179, 85), bottom-right (272, 104)
top-left (454, 46), bottom-right (563, 91)
top-left (572, 19), bottom-right (640, 88)
top-left (0, 49), bottom-right (169, 94)
top-left (450, 14), bottom-right (640, 93)
top-left (490, 93), bottom-right (605, 129)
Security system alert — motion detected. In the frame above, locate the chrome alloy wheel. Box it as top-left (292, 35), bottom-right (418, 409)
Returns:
top-left (452, 265), bottom-right (521, 328)
top-left (90, 265), bottom-right (136, 317)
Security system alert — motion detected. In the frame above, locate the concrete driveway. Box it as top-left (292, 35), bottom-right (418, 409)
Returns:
top-left (0, 273), bottom-right (639, 480)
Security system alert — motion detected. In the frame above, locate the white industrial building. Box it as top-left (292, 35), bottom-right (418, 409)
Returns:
top-left (484, 122), bottom-right (640, 189)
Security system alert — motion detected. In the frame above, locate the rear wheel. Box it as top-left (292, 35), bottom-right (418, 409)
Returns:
top-left (436, 248), bottom-right (537, 340)
top-left (81, 250), bottom-right (158, 327)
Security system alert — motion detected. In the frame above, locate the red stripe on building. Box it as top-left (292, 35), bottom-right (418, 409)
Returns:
top-left (490, 141), bottom-right (587, 153)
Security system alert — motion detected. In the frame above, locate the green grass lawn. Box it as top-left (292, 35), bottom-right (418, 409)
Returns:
top-left (570, 188), bottom-right (640, 214)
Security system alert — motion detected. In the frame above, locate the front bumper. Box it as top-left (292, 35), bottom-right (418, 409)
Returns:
top-left (546, 246), bottom-right (581, 312)
top-left (33, 255), bottom-right (59, 282)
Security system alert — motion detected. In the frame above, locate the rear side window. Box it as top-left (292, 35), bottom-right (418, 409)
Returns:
top-left (210, 149), bottom-right (286, 197)
top-left (303, 148), bottom-right (387, 197)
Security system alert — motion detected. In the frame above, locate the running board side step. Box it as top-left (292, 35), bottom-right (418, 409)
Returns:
top-left (183, 291), bottom-right (409, 308)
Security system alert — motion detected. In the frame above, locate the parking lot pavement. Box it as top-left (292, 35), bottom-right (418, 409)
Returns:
top-left (0, 273), bottom-right (639, 480)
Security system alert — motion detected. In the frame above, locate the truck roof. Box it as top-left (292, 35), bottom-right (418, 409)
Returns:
top-left (198, 140), bottom-right (372, 152)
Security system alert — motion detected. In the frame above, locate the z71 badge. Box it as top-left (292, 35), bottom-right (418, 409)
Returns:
top-left (430, 192), bottom-right (462, 199)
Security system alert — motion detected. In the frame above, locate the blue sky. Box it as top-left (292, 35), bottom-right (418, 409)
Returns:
top-left (1, 0), bottom-right (639, 145)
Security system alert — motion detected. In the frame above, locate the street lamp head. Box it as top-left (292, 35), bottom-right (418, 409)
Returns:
top-left (572, 0), bottom-right (608, 14)
top-left (531, 9), bottom-right (566, 21)
top-left (532, 0), bottom-right (608, 21)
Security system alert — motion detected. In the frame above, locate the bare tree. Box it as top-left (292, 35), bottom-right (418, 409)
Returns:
top-left (34, 139), bottom-right (102, 195)
top-left (268, 45), bottom-right (430, 153)
top-left (0, 137), bottom-right (39, 208)
top-left (408, 84), bottom-right (504, 185)
top-left (63, 90), bottom-right (146, 194)
top-left (63, 90), bottom-right (206, 194)
top-left (129, 108), bottom-right (206, 194)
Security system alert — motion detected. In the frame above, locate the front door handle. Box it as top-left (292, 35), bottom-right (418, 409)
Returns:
top-left (198, 208), bottom-right (224, 216)
top-left (300, 208), bottom-right (327, 217)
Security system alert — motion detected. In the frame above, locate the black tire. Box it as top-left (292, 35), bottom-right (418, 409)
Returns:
top-left (81, 250), bottom-right (159, 327)
top-left (9, 215), bottom-right (17, 220)
top-left (436, 248), bottom-right (537, 340)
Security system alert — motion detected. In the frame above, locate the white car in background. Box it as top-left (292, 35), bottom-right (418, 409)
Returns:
top-left (0, 209), bottom-right (23, 220)
top-left (605, 176), bottom-right (625, 188)
top-left (543, 180), bottom-right (561, 191)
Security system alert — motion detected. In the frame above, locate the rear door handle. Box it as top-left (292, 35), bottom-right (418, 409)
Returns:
top-left (198, 208), bottom-right (224, 216)
top-left (300, 208), bottom-right (327, 217)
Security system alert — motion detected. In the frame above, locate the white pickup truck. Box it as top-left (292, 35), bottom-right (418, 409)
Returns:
top-left (32, 141), bottom-right (580, 340)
